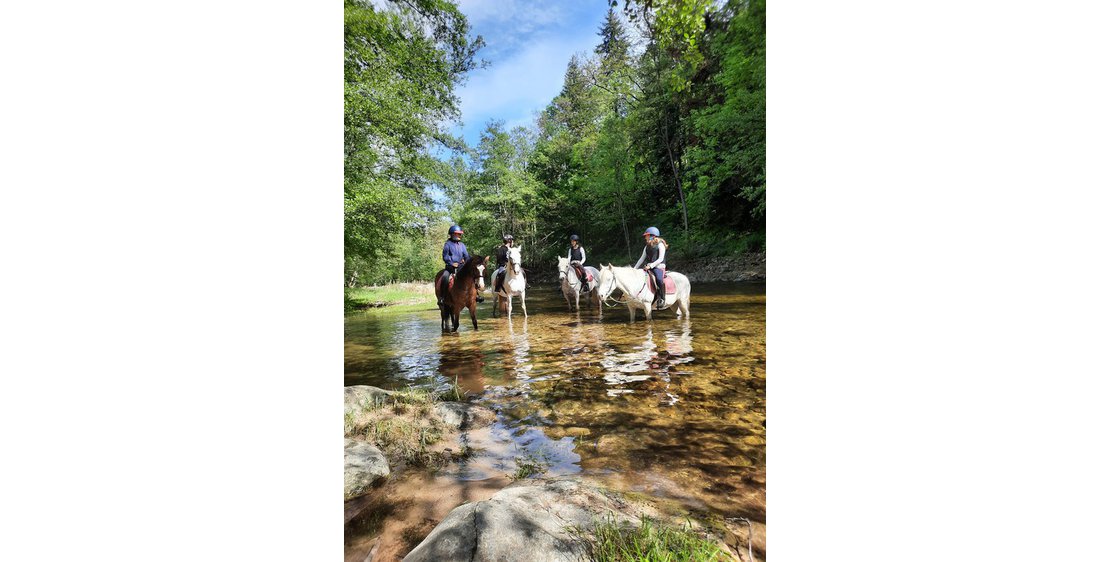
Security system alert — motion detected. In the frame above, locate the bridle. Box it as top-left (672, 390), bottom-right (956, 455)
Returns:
top-left (599, 268), bottom-right (631, 308)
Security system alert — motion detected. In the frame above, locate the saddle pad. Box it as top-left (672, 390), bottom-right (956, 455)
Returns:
top-left (646, 272), bottom-right (677, 294)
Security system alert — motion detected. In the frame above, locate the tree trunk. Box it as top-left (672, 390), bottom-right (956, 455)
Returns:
top-left (662, 120), bottom-right (689, 236)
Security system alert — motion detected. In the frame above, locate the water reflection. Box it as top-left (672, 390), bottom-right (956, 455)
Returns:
top-left (345, 282), bottom-right (766, 525)
top-left (437, 338), bottom-right (486, 396)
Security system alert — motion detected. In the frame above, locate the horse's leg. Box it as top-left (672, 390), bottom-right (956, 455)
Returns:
top-left (452, 309), bottom-right (460, 332)
top-left (520, 291), bottom-right (527, 317)
top-left (627, 303), bottom-right (636, 322)
top-left (492, 293), bottom-right (499, 317)
top-left (681, 294), bottom-right (690, 317)
top-left (506, 293), bottom-right (513, 317)
top-left (468, 303), bottom-right (478, 330)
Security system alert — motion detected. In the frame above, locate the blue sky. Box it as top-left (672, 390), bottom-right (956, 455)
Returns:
top-left (451, 0), bottom-right (615, 147)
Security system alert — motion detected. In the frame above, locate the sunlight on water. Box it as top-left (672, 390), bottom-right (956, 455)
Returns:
top-left (345, 281), bottom-right (766, 526)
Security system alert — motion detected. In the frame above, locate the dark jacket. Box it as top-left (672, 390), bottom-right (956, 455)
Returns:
top-left (569, 245), bottom-right (584, 263)
top-left (496, 244), bottom-right (510, 268)
top-left (442, 239), bottom-right (470, 269)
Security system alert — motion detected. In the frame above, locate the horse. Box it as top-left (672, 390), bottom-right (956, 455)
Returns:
top-left (557, 256), bottom-right (602, 314)
top-left (597, 264), bottom-right (691, 322)
top-left (492, 246), bottom-right (527, 318)
top-left (434, 256), bottom-right (488, 332)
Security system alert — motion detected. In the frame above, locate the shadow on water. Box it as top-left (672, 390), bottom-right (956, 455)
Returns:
top-left (345, 282), bottom-right (766, 554)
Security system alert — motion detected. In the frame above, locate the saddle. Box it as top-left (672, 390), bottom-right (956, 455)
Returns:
top-left (574, 265), bottom-right (593, 283)
top-left (646, 271), bottom-right (677, 295)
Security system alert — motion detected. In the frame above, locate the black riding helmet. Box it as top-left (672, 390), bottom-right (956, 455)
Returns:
top-left (570, 234), bottom-right (579, 241)
top-left (503, 234), bottom-right (514, 242)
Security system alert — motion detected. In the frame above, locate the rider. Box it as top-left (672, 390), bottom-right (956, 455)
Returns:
top-left (493, 234), bottom-right (514, 294)
top-left (567, 234), bottom-right (589, 292)
top-left (633, 226), bottom-right (668, 308)
top-left (440, 225), bottom-right (484, 306)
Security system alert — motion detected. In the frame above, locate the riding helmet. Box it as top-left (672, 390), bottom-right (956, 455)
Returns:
top-left (448, 225), bottom-right (464, 236)
top-left (503, 234), bottom-right (514, 242)
top-left (570, 234), bottom-right (580, 241)
top-left (643, 226), bottom-right (660, 237)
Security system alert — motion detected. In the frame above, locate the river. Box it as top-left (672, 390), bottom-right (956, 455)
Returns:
top-left (344, 281), bottom-right (765, 560)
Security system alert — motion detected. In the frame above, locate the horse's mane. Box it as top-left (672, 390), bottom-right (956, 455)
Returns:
top-left (458, 256), bottom-right (485, 278)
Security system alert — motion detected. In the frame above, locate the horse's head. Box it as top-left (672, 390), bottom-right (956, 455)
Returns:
top-left (508, 246), bottom-right (522, 274)
top-left (476, 256), bottom-right (488, 291)
top-left (557, 257), bottom-right (569, 281)
top-left (597, 263), bottom-right (618, 299)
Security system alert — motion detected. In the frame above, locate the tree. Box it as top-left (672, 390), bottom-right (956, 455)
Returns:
top-left (344, 0), bottom-right (484, 284)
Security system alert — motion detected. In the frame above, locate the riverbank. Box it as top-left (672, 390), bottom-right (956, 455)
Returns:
top-left (345, 283), bottom-right (436, 313)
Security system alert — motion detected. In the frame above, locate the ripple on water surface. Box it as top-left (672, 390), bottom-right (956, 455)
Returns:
top-left (345, 281), bottom-right (765, 526)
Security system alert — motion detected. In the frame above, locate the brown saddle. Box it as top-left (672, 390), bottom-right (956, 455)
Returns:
top-left (646, 271), bottom-right (677, 294)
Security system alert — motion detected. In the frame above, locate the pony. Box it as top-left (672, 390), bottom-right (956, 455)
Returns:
top-left (557, 256), bottom-right (602, 314)
top-left (434, 256), bottom-right (488, 332)
top-left (492, 246), bottom-right (527, 318)
top-left (597, 264), bottom-right (691, 321)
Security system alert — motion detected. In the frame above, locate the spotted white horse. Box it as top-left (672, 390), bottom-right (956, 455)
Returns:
top-left (492, 246), bottom-right (527, 317)
top-left (597, 264), bottom-right (691, 321)
top-left (557, 257), bottom-right (602, 314)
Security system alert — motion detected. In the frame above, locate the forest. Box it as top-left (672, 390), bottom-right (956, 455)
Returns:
top-left (344, 0), bottom-right (765, 288)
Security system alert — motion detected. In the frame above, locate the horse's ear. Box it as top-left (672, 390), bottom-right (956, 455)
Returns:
top-left (483, 256), bottom-right (490, 265)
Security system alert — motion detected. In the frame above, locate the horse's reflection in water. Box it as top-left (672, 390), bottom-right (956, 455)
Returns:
top-left (437, 338), bottom-right (486, 395)
top-left (506, 318), bottom-right (532, 380)
top-left (664, 319), bottom-right (693, 358)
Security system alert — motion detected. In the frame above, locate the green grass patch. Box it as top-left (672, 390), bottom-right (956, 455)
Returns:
top-left (578, 514), bottom-right (730, 562)
top-left (508, 449), bottom-right (552, 480)
top-left (345, 282), bottom-right (436, 314)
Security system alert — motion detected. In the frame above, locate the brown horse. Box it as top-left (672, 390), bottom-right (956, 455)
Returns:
top-left (434, 256), bottom-right (488, 332)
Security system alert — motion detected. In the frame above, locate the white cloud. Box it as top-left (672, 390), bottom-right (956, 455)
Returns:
top-left (456, 29), bottom-right (598, 140)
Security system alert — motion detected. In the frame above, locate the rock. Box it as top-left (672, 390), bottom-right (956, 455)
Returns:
top-left (434, 402), bottom-right (496, 430)
top-left (344, 438), bottom-right (390, 499)
top-left (345, 385), bottom-right (395, 415)
top-left (403, 478), bottom-right (643, 562)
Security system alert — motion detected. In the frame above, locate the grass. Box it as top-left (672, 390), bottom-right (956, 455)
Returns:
top-left (345, 282), bottom-right (436, 313)
top-left (578, 514), bottom-right (730, 562)
top-left (508, 449), bottom-right (552, 480)
top-left (345, 385), bottom-right (472, 469)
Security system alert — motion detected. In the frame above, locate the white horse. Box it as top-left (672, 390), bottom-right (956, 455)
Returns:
top-left (557, 256), bottom-right (602, 314)
top-left (597, 264), bottom-right (691, 321)
top-left (492, 246), bottom-right (527, 317)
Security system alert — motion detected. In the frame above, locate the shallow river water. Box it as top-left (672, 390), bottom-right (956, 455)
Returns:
top-left (344, 281), bottom-right (765, 560)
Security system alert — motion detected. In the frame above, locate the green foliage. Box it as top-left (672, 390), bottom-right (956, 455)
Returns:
top-left (451, 120), bottom-right (543, 260)
top-left (344, 0), bottom-right (483, 286)
top-left (580, 513), bottom-right (729, 562)
top-left (344, 0), bottom-right (764, 286)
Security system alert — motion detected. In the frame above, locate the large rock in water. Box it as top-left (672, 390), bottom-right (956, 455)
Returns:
top-left (344, 438), bottom-right (390, 500)
top-left (403, 478), bottom-right (643, 562)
